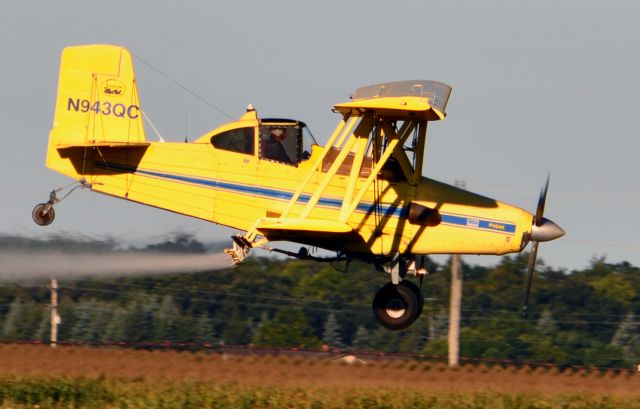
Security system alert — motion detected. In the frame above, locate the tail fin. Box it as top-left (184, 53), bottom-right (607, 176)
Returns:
top-left (47, 45), bottom-right (147, 175)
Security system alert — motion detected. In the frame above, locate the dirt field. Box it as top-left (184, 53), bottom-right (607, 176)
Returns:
top-left (1, 344), bottom-right (638, 397)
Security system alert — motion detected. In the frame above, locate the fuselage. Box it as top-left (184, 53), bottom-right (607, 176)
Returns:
top-left (49, 129), bottom-right (533, 258)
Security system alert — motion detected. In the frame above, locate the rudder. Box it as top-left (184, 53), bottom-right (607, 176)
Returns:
top-left (47, 44), bottom-right (147, 176)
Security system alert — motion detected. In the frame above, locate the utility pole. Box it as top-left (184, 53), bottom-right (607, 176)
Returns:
top-left (50, 278), bottom-right (60, 348)
top-left (448, 179), bottom-right (466, 367)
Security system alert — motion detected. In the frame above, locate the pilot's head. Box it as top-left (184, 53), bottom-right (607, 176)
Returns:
top-left (270, 128), bottom-right (286, 141)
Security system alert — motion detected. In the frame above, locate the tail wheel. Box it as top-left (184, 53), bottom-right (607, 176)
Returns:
top-left (372, 282), bottom-right (420, 330)
top-left (32, 203), bottom-right (55, 226)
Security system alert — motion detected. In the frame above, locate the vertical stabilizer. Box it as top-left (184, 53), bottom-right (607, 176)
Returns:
top-left (47, 44), bottom-right (147, 175)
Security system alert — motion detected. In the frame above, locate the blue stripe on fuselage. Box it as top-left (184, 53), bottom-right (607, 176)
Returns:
top-left (94, 162), bottom-right (515, 233)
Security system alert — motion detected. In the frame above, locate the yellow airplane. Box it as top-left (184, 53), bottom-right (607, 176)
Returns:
top-left (34, 44), bottom-right (564, 330)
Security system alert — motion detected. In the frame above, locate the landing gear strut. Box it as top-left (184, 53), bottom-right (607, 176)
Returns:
top-left (372, 255), bottom-right (427, 330)
top-left (32, 180), bottom-right (89, 226)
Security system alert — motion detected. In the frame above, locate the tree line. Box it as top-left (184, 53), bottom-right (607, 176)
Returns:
top-left (1, 234), bottom-right (639, 368)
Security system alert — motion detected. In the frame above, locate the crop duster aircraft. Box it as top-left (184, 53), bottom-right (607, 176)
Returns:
top-left (35, 45), bottom-right (565, 330)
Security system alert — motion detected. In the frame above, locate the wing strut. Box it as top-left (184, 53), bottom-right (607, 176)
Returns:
top-left (227, 80), bottom-right (453, 262)
top-left (235, 110), bottom-right (426, 257)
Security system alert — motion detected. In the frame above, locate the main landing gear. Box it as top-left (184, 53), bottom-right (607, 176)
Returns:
top-left (223, 239), bottom-right (427, 331)
top-left (372, 256), bottom-right (427, 330)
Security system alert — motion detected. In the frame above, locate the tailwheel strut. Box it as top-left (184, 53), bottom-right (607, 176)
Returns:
top-left (32, 179), bottom-right (89, 227)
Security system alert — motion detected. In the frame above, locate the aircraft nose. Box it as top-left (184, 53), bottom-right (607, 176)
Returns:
top-left (531, 217), bottom-right (565, 242)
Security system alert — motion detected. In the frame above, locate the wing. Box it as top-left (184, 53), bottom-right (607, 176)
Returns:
top-left (254, 218), bottom-right (362, 249)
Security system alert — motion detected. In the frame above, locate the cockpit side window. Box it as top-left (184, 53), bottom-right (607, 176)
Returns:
top-left (259, 125), bottom-right (301, 165)
top-left (211, 127), bottom-right (255, 155)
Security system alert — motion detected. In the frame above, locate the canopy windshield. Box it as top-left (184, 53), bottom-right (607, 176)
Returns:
top-left (351, 80), bottom-right (451, 114)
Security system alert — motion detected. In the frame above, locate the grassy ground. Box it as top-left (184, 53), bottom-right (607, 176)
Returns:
top-left (0, 345), bottom-right (639, 408)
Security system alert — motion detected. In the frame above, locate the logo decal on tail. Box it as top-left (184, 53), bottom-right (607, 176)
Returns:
top-left (102, 79), bottom-right (125, 96)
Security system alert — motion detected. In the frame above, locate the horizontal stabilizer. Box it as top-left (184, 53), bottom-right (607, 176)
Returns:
top-left (56, 142), bottom-right (150, 152)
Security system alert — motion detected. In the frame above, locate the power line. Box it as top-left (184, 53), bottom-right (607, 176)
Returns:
top-left (56, 283), bottom-right (372, 309)
top-left (564, 239), bottom-right (640, 251)
top-left (3, 281), bottom-right (638, 321)
top-left (475, 186), bottom-right (640, 205)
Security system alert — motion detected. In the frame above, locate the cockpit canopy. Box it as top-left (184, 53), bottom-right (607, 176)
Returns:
top-left (204, 112), bottom-right (316, 166)
top-left (259, 118), bottom-right (306, 165)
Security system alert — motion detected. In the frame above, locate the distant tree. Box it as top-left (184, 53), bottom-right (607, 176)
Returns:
top-left (611, 313), bottom-right (636, 347)
top-left (221, 311), bottom-right (252, 345)
top-left (1, 298), bottom-right (43, 341)
top-left (154, 295), bottom-right (180, 342)
top-left (584, 343), bottom-right (625, 368)
top-left (70, 299), bottom-right (111, 341)
top-left (429, 309), bottom-right (449, 341)
top-left (611, 313), bottom-right (640, 364)
top-left (422, 338), bottom-right (448, 357)
top-left (0, 234), bottom-right (116, 253)
top-left (518, 333), bottom-right (567, 363)
top-left (70, 304), bottom-right (92, 341)
top-left (552, 330), bottom-right (593, 366)
top-left (397, 316), bottom-right (430, 353)
top-left (322, 311), bottom-right (344, 349)
top-left (253, 308), bottom-right (320, 348)
top-left (1, 298), bottom-right (25, 340)
top-left (195, 313), bottom-right (217, 343)
top-left (368, 325), bottom-right (403, 352)
top-left (252, 311), bottom-right (269, 341)
top-left (144, 233), bottom-right (206, 253)
top-left (536, 309), bottom-right (558, 336)
top-left (351, 325), bottom-right (371, 350)
top-left (104, 306), bottom-right (129, 342)
top-left (589, 274), bottom-right (636, 307)
top-left (175, 313), bottom-right (199, 343)
top-left (121, 296), bottom-right (156, 343)
top-left (56, 301), bottom-right (76, 342)
top-left (35, 310), bottom-right (50, 342)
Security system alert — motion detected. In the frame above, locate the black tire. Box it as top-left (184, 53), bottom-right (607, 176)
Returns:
top-left (32, 203), bottom-right (55, 226)
top-left (400, 280), bottom-right (424, 316)
top-left (372, 282), bottom-right (420, 330)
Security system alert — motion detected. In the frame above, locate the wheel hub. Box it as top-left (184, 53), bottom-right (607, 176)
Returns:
top-left (385, 298), bottom-right (406, 319)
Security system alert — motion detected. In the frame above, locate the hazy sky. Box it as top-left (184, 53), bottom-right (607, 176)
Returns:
top-left (1, 1), bottom-right (639, 270)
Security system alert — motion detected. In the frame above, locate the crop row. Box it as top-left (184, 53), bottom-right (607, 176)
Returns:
top-left (0, 377), bottom-right (639, 409)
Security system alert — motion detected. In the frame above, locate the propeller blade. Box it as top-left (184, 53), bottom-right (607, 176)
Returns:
top-left (522, 175), bottom-right (564, 318)
top-left (522, 241), bottom-right (540, 318)
top-left (535, 174), bottom-right (550, 226)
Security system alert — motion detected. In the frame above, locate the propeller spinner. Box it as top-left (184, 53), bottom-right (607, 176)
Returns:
top-left (522, 176), bottom-right (565, 317)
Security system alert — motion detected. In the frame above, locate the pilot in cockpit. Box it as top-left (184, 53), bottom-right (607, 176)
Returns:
top-left (262, 127), bottom-right (294, 164)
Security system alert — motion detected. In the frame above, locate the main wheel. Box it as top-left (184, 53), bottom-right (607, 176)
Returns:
top-left (400, 280), bottom-right (424, 316)
top-left (372, 282), bottom-right (420, 330)
top-left (32, 203), bottom-right (55, 226)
